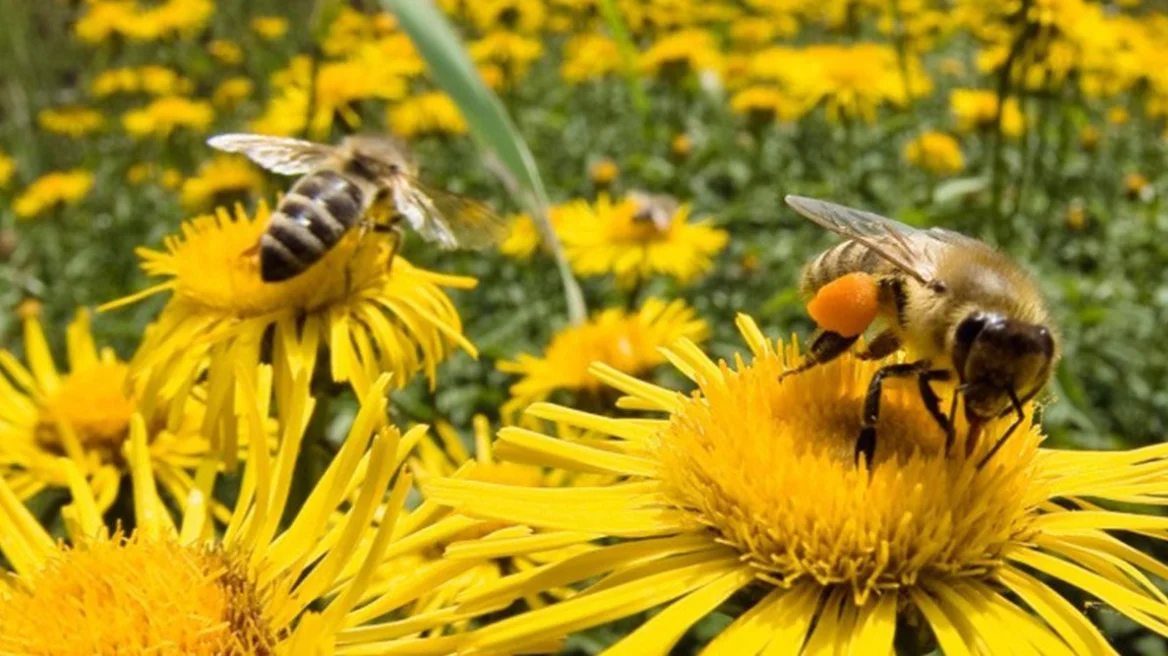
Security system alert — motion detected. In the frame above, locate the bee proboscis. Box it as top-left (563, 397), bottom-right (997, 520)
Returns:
top-left (207, 133), bottom-right (508, 282)
top-left (781, 195), bottom-right (1059, 468)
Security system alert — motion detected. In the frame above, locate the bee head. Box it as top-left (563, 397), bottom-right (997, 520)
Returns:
top-left (342, 134), bottom-right (412, 181)
top-left (951, 311), bottom-right (1056, 422)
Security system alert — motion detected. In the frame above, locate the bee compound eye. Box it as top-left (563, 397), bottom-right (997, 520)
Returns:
top-left (954, 313), bottom-right (988, 348)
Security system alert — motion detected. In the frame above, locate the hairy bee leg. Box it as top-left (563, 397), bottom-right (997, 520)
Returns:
top-left (778, 330), bottom-right (858, 382)
top-left (362, 213), bottom-right (404, 273)
top-left (855, 330), bottom-right (901, 360)
top-left (916, 370), bottom-right (956, 453)
top-left (976, 388), bottom-right (1026, 469)
top-left (857, 360), bottom-right (932, 466)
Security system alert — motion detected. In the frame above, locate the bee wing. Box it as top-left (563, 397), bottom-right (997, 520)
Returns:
top-left (784, 194), bottom-right (934, 285)
top-left (206, 133), bottom-right (340, 176)
top-left (393, 179), bottom-right (509, 250)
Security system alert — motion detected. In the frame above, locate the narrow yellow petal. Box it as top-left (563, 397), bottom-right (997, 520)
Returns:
top-left (57, 458), bottom-right (103, 539)
top-left (320, 471), bottom-right (414, 633)
top-left (445, 531), bottom-right (600, 561)
top-left (423, 478), bottom-right (683, 537)
top-left (1034, 511), bottom-right (1168, 532)
top-left (343, 558), bottom-right (477, 628)
top-left (494, 426), bottom-right (657, 476)
top-left (95, 281), bottom-right (175, 312)
top-left (523, 403), bottom-right (659, 442)
top-left (603, 565), bottom-right (754, 656)
top-left (908, 587), bottom-right (973, 656)
top-left (127, 413), bottom-right (174, 539)
top-left (21, 314), bottom-right (59, 393)
top-left (463, 554), bottom-right (743, 655)
top-left (589, 362), bottom-right (681, 411)
top-left (456, 534), bottom-right (720, 614)
top-left (0, 476), bottom-right (55, 575)
top-left (703, 584), bottom-right (818, 655)
top-left (997, 565), bottom-right (1116, 656)
top-left (848, 591), bottom-right (897, 656)
top-left (64, 309), bottom-right (98, 371)
top-left (1009, 547), bottom-right (1168, 634)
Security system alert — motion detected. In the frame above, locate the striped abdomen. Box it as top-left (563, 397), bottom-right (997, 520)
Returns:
top-left (260, 170), bottom-right (367, 282)
top-left (800, 239), bottom-right (896, 297)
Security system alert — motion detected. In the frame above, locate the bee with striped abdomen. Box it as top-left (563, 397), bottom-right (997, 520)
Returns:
top-left (207, 133), bottom-right (508, 282)
top-left (780, 195), bottom-right (1059, 467)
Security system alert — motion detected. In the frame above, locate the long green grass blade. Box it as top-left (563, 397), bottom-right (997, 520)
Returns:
top-left (382, 0), bottom-right (586, 324)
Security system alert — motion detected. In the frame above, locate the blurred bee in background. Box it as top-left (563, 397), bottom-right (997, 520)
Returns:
top-left (207, 133), bottom-right (508, 282)
top-left (780, 195), bottom-right (1058, 468)
top-left (628, 190), bottom-right (679, 232)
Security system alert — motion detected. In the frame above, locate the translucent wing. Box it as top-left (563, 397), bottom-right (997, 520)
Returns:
top-left (784, 195), bottom-right (934, 285)
top-left (206, 133), bottom-right (339, 176)
top-left (393, 179), bottom-right (509, 250)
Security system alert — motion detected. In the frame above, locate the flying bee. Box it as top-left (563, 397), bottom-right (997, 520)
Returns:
top-left (206, 133), bottom-right (508, 282)
top-left (780, 195), bottom-right (1059, 468)
top-left (627, 190), bottom-right (680, 232)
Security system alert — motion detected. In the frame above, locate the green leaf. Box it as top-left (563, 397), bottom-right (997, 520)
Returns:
top-left (382, 0), bottom-right (587, 324)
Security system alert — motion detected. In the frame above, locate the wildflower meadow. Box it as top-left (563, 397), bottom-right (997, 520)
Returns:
top-left (2, 0), bottom-right (1168, 654)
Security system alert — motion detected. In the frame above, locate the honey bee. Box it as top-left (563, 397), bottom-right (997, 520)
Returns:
top-left (781, 195), bottom-right (1059, 467)
top-left (627, 190), bottom-right (679, 232)
top-left (207, 133), bottom-right (508, 282)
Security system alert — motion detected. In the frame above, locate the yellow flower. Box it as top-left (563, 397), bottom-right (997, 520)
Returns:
top-left (671, 133), bottom-right (692, 157)
top-left (250, 15), bottom-right (289, 40)
top-left (0, 151), bottom-right (15, 188)
top-left (557, 193), bottom-right (729, 287)
top-left (36, 106), bottom-right (105, 137)
top-left (428, 315), bottom-right (1168, 654)
top-left (589, 158), bottom-right (619, 186)
top-left (729, 85), bottom-right (797, 123)
top-left (74, 0), bottom-right (214, 44)
top-left (74, 0), bottom-right (139, 43)
top-left (211, 77), bottom-right (254, 108)
top-left (951, 88), bottom-right (1025, 137)
top-left (1079, 124), bottom-right (1101, 151)
top-left (100, 203), bottom-right (478, 462)
top-left (0, 374), bottom-right (487, 654)
top-left (311, 56), bottom-right (409, 137)
top-left (639, 29), bottom-right (723, 80)
top-left (560, 33), bottom-right (622, 84)
top-left (903, 131), bottom-right (965, 176)
top-left (139, 65), bottom-right (194, 95)
top-left (180, 156), bottom-right (264, 209)
top-left (728, 16), bottom-right (780, 49)
top-left (0, 309), bottom-right (251, 516)
top-left (208, 39), bottom-right (243, 65)
top-left (471, 31), bottom-right (545, 84)
top-left (161, 167), bottom-right (183, 190)
top-left (249, 56), bottom-right (311, 137)
top-left (1125, 172), bottom-right (1154, 202)
top-left (467, 0), bottom-right (547, 33)
top-left (90, 66), bottom-right (192, 98)
top-left (759, 43), bottom-right (932, 123)
top-left (389, 92), bottom-right (468, 139)
top-left (13, 169), bottom-right (94, 219)
top-left (499, 212), bottom-right (557, 260)
top-left (122, 96), bottom-right (214, 138)
top-left (1107, 106), bottom-right (1130, 125)
top-left (498, 299), bottom-right (708, 418)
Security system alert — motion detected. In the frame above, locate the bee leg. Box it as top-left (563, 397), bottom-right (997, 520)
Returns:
top-left (778, 330), bottom-right (858, 382)
top-left (855, 330), bottom-right (901, 360)
top-left (976, 387), bottom-right (1025, 469)
top-left (916, 369), bottom-right (956, 453)
top-left (366, 214), bottom-right (404, 273)
top-left (857, 360), bottom-right (932, 466)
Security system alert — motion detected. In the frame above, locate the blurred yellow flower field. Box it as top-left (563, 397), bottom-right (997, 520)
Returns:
top-left (2, 0), bottom-right (1168, 653)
